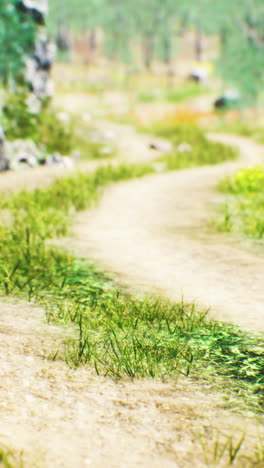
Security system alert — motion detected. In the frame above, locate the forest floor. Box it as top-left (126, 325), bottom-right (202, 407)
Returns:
top-left (1, 88), bottom-right (264, 467)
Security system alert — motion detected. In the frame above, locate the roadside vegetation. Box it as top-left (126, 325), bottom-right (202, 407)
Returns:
top-left (2, 92), bottom-right (74, 155)
top-left (212, 119), bottom-right (264, 144)
top-left (198, 429), bottom-right (264, 467)
top-left (2, 91), bottom-right (117, 161)
top-left (136, 82), bottom-right (206, 104)
top-left (0, 155), bottom-right (264, 413)
top-left (0, 443), bottom-right (24, 468)
top-left (217, 166), bottom-right (264, 240)
top-left (149, 121), bottom-right (238, 170)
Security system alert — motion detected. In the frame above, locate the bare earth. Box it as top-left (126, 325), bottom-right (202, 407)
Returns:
top-left (73, 132), bottom-right (264, 332)
top-left (1, 127), bottom-right (264, 467)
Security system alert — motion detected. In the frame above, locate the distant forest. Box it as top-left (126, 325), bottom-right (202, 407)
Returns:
top-left (47, 0), bottom-right (264, 104)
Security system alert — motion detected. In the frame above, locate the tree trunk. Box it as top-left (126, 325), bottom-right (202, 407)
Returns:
top-left (0, 128), bottom-right (8, 171)
top-left (143, 35), bottom-right (155, 70)
top-left (195, 28), bottom-right (203, 61)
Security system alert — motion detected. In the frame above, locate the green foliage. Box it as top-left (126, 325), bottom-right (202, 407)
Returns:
top-left (213, 121), bottom-right (264, 142)
top-left (220, 167), bottom-right (264, 194)
top-left (1, 161), bottom-right (264, 412)
top-left (37, 111), bottom-right (75, 154)
top-left (2, 93), bottom-right (75, 154)
top-left (0, 443), bottom-right (24, 468)
top-left (136, 83), bottom-right (205, 104)
top-left (151, 122), bottom-right (237, 170)
top-left (217, 167), bottom-right (264, 239)
top-left (2, 92), bottom-right (39, 140)
top-left (0, 0), bottom-right (37, 84)
top-left (49, 0), bottom-right (264, 103)
top-left (199, 430), bottom-right (246, 466)
top-left (164, 83), bottom-right (204, 103)
top-left (198, 428), bottom-right (264, 466)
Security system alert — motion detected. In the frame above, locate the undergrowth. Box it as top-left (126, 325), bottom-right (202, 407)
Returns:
top-left (2, 92), bottom-right (75, 155)
top-left (149, 122), bottom-right (238, 169)
top-left (2, 91), bottom-right (116, 160)
top-left (0, 161), bottom-right (264, 412)
top-left (216, 166), bottom-right (264, 239)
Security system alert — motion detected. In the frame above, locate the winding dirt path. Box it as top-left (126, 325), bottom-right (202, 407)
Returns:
top-left (72, 133), bottom-right (264, 332)
top-left (1, 127), bottom-right (264, 467)
top-left (1, 299), bottom-right (264, 468)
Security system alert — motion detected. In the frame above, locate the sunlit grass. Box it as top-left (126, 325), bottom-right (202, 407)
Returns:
top-left (148, 121), bottom-right (238, 169)
top-left (0, 159), bottom-right (264, 413)
top-left (216, 167), bottom-right (264, 239)
top-left (0, 444), bottom-right (24, 468)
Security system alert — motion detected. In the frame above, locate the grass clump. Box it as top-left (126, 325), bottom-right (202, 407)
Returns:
top-left (150, 122), bottom-right (237, 170)
top-left (2, 92), bottom-right (75, 155)
top-left (217, 167), bottom-right (264, 239)
top-left (213, 120), bottom-right (264, 143)
top-left (0, 444), bottom-right (24, 468)
top-left (2, 91), bottom-right (118, 159)
top-left (164, 83), bottom-right (205, 103)
top-left (1, 163), bottom-right (264, 412)
top-left (136, 83), bottom-right (205, 104)
top-left (198, 428), bottom-right (264, 467)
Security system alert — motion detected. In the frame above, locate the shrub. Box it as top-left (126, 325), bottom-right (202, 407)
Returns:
top-left (217, 167), bottom-right (264, 239)
top-left (2, 92), bottom-right (75, 154)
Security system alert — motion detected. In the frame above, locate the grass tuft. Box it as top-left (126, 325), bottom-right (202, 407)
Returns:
top-left (149, 122), bottom-right (238, 170)
top-left (216, 167), bottom-right (264, 239)
top-left (0, 159), bottom-right (264, 412)
top-left (0, 444), bottom-right (24, 468)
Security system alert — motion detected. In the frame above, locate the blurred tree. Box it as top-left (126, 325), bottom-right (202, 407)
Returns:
top-left (0, 0), bottom-right (37, 85)
top-left (47, 0), bottom-right (264, 103)
top-left (182, 0), bottom-right (264, 104)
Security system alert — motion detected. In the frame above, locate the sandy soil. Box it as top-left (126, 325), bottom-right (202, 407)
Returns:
top-left (1, 126), bottom-right (264, 467)
top-left (1, 299), bottom-right (264, 468)
top-left (72, 133), bottom-right (264, 332)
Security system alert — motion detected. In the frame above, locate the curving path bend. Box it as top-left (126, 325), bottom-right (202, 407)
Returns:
top-left (72, 133), bottom-right (264, 332)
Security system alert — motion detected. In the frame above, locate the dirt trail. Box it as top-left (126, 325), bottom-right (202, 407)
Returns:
top-left (1, 127), bottom-right (264, 467)
top-left (1, 299), bottom-right (263, 468)
top-left (72, 133), bottom-right (264, 332)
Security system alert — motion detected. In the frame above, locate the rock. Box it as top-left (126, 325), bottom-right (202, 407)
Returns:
top-left (25, 93), bottom-right (42, 114)
top-left (57, 112), bottom-right (71, 123)
top-left (103, 129), bottom-right (116, 141)
top-left (149, 141), bottom-right (172, 152)
top-left (9, 153), bottom-right (38, 170)
top-left (214, 89), bottom-right (241, 110)
top-left (82, 113), bottom-right (92, 124)
top-left (0, 127), bottom-right (9, 172)
top-left (177, 143), bottom-right (192, 152)
top-left (61, 156), bottom-right (75, 169)
top-left (6, 139), bottom-right (40, 170)
top-left (100, 146), bottom-right (113, 156)
top-left (152, 162), bottom-right (167, 173)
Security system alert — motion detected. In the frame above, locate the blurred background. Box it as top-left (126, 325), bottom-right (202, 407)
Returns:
top-left (0, 0), bottom-right (264, 171)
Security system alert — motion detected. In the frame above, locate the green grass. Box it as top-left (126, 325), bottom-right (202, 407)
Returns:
top-left (212, 120), bottom-right (264, 143)
top-left (0, 444), bottom-right (24, 468)
top-left (0, 160), bottom-right (264, 412)
top-left (216, 167), bottom-right (264, 239)
top-left (149, 122), bottom-right (238, 170)
top-left (136, 83), bottom-right (206, 104)
top-left (164, 83), bottom-right (205, 103)
top-left (198, 429), bottom-right (264, 467)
